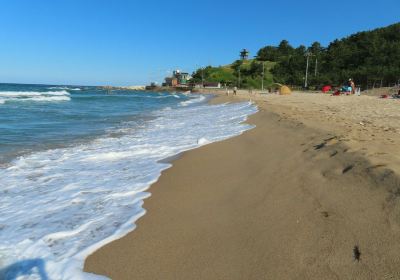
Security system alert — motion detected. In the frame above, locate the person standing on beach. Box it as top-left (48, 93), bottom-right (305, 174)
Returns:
top-left (233, 86), bottom-right (237, 95)
top-left (349, 79), bottom-right (356, 94)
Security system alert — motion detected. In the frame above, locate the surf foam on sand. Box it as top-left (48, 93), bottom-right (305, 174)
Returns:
top-left (0, 95), bottom-right (257, 280)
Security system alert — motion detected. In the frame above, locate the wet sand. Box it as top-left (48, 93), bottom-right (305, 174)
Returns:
top-left (85, 92), bottom-right (400, 279)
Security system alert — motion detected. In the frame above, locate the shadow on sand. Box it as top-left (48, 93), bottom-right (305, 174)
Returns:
top-left (0, 259), bottom-right (48, 280)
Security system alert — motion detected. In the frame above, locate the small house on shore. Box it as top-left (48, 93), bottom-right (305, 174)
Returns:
top-left (164, 77), bottom-right (178, 87)
top-left (173, 70), bottom-right (191, 85)
top-left (163, 70), bottom-right (192, 87)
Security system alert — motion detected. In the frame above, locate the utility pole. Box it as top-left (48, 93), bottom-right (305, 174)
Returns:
top-left (305, 53), bottom-right (310, 88)
top-left (261, 61), bottom-right (265, 91)
top-left (314, 57), bottom-right (318, 77)
top-left (201, 67), bottom-right (204, 87)
top-left (238, 66), bottom-right (241, 88)
top-left (304, 52), bottom-right (315, 88)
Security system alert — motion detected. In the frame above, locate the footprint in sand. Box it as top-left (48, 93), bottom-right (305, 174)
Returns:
top-left (325, 137), bottom-right (339, 146)
top-left (342, 165), bottom-right (354, 174)
top-left (367, 164), bottom-right (387, 170)
top-left (330, 150), bottom-right (338, 157)
top-left (314, 143), bottom-right (325, 150)
top-left (353, 246), bottom-right (361, 261)
top-left (314, 137), bottom-right (340, 150)
top-left (321, 211), bottom-right (329, 218)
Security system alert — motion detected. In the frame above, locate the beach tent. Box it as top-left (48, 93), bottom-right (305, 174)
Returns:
top-left (279, 85), bottom-right (292, 95)
top-left (322, 85), bottom-right (332, 93)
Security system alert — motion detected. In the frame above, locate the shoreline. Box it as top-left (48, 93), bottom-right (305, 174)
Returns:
top-left (85, 92), bottom-right (400, 279)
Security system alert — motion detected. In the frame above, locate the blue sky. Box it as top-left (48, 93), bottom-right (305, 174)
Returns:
top-left (0, 0), bottom-right (398, 86)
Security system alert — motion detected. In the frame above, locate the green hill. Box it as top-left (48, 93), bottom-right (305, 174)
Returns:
top-left (192, 59), bottom-right (276, 89)
top-left (193, 22), bottom-right (400, 89)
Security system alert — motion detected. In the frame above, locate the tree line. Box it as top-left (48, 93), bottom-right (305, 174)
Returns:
top-left (259, 22), bottom-right (400, 89)
top-left (193, 22), bottom-right (400, 89)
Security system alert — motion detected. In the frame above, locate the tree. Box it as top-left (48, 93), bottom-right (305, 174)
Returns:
top-left (257, 46), bottom-right (279, 61)
top-left (277, 40), bottom-right (294, 57)
top-left (192, 23), bottom-right (400, 89)
top-left (271, 23), bottom-right (400, 88)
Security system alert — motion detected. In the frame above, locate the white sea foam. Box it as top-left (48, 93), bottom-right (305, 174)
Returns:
top-left (179, 94), bottom-right (206, 106)
top-left (150, 94), bottom-right (181, 99)
top-left (48, 87), bottom-right (81, 91)
top-left (48, 86), bottom-right (69, 90)
top-left (0, 95), bottom-right (257, 279)
top-left (197, 137), bottom-right (211, 145)
top-left (0, 90), bottom-right (70, 97)
top-left (0, 90), bottom-right (71, 104)
top-left (18, 96), bottom-right (71, 102)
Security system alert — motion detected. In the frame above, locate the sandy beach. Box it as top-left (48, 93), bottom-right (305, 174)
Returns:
top-left (85, 91), bottom-right (400, 279)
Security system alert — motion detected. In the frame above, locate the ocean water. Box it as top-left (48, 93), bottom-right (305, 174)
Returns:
top-left (0, 83), bottom-right (257, 279)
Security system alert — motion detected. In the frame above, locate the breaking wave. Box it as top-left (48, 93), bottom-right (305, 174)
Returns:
top-left (0, 95), bottom-right (257, 280)
top-left (0, 90), bottom-right (71, 104)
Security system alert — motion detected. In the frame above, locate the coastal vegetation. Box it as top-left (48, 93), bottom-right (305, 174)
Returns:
top-left (191, 60), bottom-right (275, 89)
top-left (193, 22), bottom-right (400, 89)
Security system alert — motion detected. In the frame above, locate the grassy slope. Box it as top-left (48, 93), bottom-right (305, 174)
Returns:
top-left (206, 59), bottom-right (276, 89)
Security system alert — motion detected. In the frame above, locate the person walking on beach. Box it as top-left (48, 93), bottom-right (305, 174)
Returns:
top-left (233, 86), bottom-right (237, 95)
top-left (225, 87), bottom-right (230, 96)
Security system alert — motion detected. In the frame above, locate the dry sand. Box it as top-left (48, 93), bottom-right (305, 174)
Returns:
top-left (85, 92), bottom-right (400, 279)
